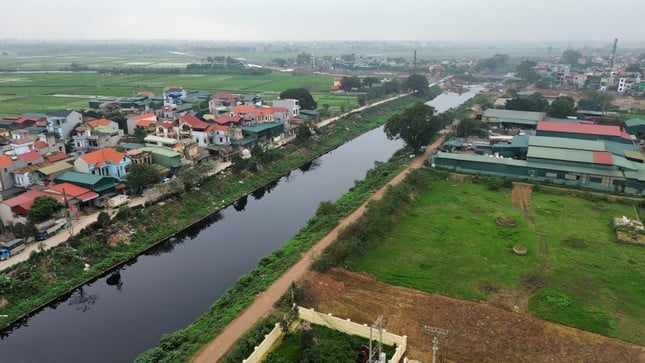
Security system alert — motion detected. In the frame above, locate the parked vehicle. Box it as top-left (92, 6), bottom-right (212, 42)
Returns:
top-left (107, 194), bottom-right (130, 208)
top-left (35, 219), bottom-right (66, 241)
top-left (0, 238), bottom-right (26, 261)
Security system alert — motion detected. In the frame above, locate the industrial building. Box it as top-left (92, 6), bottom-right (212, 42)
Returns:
top-left (431, 121), bottom-right (645, 195)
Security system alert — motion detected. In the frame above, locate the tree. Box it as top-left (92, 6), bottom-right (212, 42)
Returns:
top-left (279, 88), bottom-right (317, 110)
top-left (126, 163), bottom-right (160, 194)
top-left (340, 76), bottom-right (361, 92)
top-left (384, 102), bottom-right (439, 152)
top-left (96, 211), bottom-right (111, 228)
top-left (403, 74), bottom-right (429, 93)
top-left (106, 113), bottom-right (128, 132)
top-left (295, 124), bottom-right (312, 143)
top-left (28, 196), bottom-right (60, 222)
top-left (562, 49), bottom-right (582, 65)
top-left (382, 79), bottom-right (401, 94)
top-left (11, 222), bottom-right (36, 239)
top-left (516, 60), bottom-right (540, 84)
top-left (505, 93), bottom-right (548, 112)
top-left (547, 96), bottom-right (577, 118)
top-left (456, 118), bottom-right (489, 138)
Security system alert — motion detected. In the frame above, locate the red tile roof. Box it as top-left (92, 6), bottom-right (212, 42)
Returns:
top-left (592, 151), bottom-right (613, 165)
top-left (136, 119), bottom-right (156, 127)
top-left (80, 147), bottom-right (125, 167)
top-left (212, 116), bottom-right (242, 125)
top-left (34, 140), bottom-right (47, 148)
top-left (211, 92), bottom-right (233, 99)
top-left (47, 182), bottom-right (99, 202)
top-left (45, 152), bottom-right (68, 163)
top-left (86, 118), bottom-right (114, 128)
top-left (272, 107), bottom-right (288, 113)
top-left (179, 114), bottom-right (209, 129)
top-left (213, 125), bottom-right (228, 131)
top-left (17, 150), bottom-right (42, 162)
top-left (132, 113), bottom-right (157, 122)
top-left (2, 189), bottom-right (65, 213)
top-left (0, 155), bottom-right (13, 167)
top-left (12, 137), bottom-right (33, 145)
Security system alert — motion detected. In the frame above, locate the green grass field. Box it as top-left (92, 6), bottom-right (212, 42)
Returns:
top-left (0, 72), bottom-right (343, 115)
top-left (346, 179), bottom-right (644, 344)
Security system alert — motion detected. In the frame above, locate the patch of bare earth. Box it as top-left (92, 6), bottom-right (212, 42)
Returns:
top-left (299, 269), bottom-right (644, 363)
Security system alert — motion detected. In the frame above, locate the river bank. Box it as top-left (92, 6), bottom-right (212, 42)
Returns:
top-left (0, 91), bottom-right (438, 361)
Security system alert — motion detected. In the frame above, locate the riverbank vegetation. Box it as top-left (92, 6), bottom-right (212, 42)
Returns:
top-left (318, 169), bottom-right (644, 344)
top-left (0, 90), bottom-right (441, 362)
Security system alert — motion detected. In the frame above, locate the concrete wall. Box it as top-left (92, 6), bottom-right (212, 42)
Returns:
top-left (243, 306), bottom-right (408, 363)
top-left (298, 306), bottom-right (407, 363)
top-left (242, 323), bottom-right (282, 363)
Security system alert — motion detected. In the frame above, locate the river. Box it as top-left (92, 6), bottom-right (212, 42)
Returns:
top-left (0, 86), bottom-right (479, 362)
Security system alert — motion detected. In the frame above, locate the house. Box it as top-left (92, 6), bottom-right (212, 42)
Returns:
top-left (272, 99), bottom-right (301, 119)
top-left (0, 189), bottom-right (66, 226)
top-left (140, 146), bottom-right (182, 170)
top-left (624, 119), bottom-right (645, 139)
top-left (46, 110), bottom-right (82, 140)
top-left (54, 171), bottom-right (121, 195)
top-left (0, 116), bottom-right (42, 138)
top-left (45, 182), bottom-right (99, 210)
top-left (127, 113), bottom-right (158, 135)
top-left (74, 147), bottom-right (132, 180)
top-left (72, 124), bottom-right (122, 153)
top-left (179, 114), bottom-right (212, 147)
top-left (144, 135), bottom-right (182, 152)
top-left (85, 118), bottom-right (119, 130)
top-left (231, 105), bottom-right (275, 124)
top-left (37, 161), bottom-right (74, 184)
top-left (617, 72), bottom-right (641, 93)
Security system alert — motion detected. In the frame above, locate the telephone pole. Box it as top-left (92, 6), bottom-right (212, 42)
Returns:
top-left (423, 325), bottom-right (448, 363)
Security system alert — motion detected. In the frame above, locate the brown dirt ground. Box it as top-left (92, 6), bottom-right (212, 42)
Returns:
top-left (299, 269), bottom-right (645, 363)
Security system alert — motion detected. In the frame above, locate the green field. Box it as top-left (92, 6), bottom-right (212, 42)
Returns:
top-left (346, 179), bottom-right (645, 344)
top-left (0, 72), bottom-right (349, 115)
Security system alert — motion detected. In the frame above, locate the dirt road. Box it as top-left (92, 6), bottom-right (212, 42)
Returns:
top-left (191, 136), bottom-right (446, 363)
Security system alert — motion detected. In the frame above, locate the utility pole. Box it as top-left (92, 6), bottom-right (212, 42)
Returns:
top-left (369, 315), bottom-right (385, 362)
top-left (62, 188), bottom-right (73, 236)
top-left (413, 50), bottom-right (417, 73)
top-left (423, 325), bottom-right (448, 363)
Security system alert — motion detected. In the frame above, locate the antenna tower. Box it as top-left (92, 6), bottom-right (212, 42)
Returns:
top-left (609, 38), bottom-right (618, 74)
top-left (368, 315), bottom-right (385, 362)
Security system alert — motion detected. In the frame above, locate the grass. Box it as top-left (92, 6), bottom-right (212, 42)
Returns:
top-left (264, 324), bottom-right (396, 363)
top-left (0, 72), bottom-right (340, 114)
top-left (346, 177), bottom-right (645, 344)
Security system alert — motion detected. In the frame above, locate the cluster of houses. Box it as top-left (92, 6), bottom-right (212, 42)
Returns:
top-left (432, 108), bottom-right (645, 195)
top-left (530, 61), bottom-right (642, 93)
top-left (0, 86), bottom-right (319, 228)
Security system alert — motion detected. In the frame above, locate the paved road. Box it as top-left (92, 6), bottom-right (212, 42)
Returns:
top-left (0, 162), bottom-right (232, 272)
top-left (191, 135), bottom-right (447, 363)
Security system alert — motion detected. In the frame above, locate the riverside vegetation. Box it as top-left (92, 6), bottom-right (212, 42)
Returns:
top-left (0, 87), bottom-right (441, 361)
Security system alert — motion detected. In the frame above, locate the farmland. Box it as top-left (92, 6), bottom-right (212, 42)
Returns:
top-left (345, 177), bottom-right (645, 344)
top-left (0, 71), bottom-right (356, 115)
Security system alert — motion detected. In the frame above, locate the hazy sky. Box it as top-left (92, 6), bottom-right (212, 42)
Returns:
top-left (2, 0), bottom-right (643, 42)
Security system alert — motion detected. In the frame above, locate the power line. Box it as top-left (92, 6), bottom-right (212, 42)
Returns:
top-left (423, 325), bottom-right (448, 363)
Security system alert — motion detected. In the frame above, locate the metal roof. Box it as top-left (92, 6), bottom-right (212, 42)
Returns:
top-left (482, 109), bottom-right (545, 121)
top-left (624, 118), bottom-right (645, 127)
top-left (144, 135), bottom-right (178, 145)
top-left (140, 146), bottom-right (181, 158)
top-left (528, 136), bottom-right (605, 151)
top-left (38, 161), bottom-right (74, 175)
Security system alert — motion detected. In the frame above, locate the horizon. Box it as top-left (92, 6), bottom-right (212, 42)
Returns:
top-left (1, 0), bottom-right (644, 43)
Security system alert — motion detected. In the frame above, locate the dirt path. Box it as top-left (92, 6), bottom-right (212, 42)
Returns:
top-left (191, 136), bottom-right (446, 363)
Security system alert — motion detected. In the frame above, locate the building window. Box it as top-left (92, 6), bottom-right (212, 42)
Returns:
top-left (564, 174), bottom-right (579, 180)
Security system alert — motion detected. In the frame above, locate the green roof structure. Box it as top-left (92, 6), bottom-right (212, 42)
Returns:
top-left (54, 171), bottom-right (119, 193)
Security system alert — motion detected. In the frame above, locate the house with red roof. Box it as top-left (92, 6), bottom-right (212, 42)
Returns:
top-left (127, 113), bottom-right (158, 135)
top-left (0, 189), bottom-right (67, 226)
top-left (74, 147), bottom-right (132, 180)
top-left (85, 118), bottom-right (119, 130)
top-left (179, 114), bottom-right (213, 147)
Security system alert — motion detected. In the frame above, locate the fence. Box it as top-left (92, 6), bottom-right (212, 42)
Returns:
top-left (243, 306), bottom-right (408, 363)
top-left (242, 323), bottom-right (283, 363)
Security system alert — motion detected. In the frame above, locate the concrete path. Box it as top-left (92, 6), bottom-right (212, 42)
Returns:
top-left (191, 135), bottom-right (446, 363)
